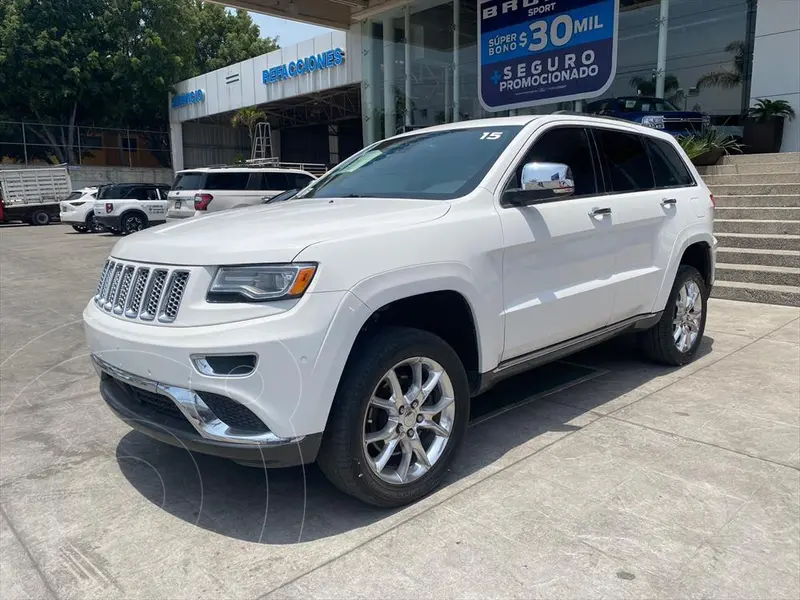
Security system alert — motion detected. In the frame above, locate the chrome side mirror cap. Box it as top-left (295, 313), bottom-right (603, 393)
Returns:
top-left (520, 162), bottom-right (576, 197)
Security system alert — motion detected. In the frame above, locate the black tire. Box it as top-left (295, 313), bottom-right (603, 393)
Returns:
top-left (31, 210), bottom-right (51, 226)
top-left (86, 213), bottom-right (105, 233)
top-left (317, 326), bottom-right (470, 507)
top-left (121, 212), bottom-right (147, 235)
top-left (639, 265), bottom-right (708, 366)
top-left (71, 224), bottom-right (87, 233)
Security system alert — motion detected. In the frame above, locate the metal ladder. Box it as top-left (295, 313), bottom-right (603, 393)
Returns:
top-left (251, 122), bottom-right (273, 160)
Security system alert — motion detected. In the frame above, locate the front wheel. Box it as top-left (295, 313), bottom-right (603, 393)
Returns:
top-left (317, 327), bottom-right (470, 507)
top-left (639, 265), bottom-right (708, 366)
top-left (121, 212), bottom-right (147, 235)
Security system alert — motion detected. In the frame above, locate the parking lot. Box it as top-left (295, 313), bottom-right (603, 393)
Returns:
top-left (1, 224), bottom-right (798, 599)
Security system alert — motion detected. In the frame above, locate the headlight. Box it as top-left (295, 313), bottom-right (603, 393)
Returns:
top-left (641, 115), bottom-right (665, 129)
top-left (207, 263), bottom-right (317, 302)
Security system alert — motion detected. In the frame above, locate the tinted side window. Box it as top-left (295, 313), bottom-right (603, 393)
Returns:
top-left (204, 172), bottom-right (250, 190)
top-left (289, 174), bottom-right (313, 189)
top-left (645, 138), bottom-right (695, 188)
top-left (124, 187), bottom-right (150, 200)
top-left (515, 127), bottom-right (598, 197)
top-left (263, 173), bottom-right (290, 190)
top-left (594, 129), bottom-right (655, 192)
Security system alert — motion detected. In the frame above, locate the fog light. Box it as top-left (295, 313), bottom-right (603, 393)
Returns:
top-left (191, 354), bottom-right (258, 377)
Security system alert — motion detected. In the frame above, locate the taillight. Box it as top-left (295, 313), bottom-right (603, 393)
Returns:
top-left (194, 193), bottom-right (213, 211)
top-left (105, 203), bottom-right (113, 213)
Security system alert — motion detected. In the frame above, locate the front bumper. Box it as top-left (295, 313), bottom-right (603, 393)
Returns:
top-left (95, 356), bottom-right (321, 466)
top-left (84, 290), bottom-right (371, 439)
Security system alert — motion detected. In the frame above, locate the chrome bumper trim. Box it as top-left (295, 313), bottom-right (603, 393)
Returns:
top-left (91, 354), bottom-right (302, 447)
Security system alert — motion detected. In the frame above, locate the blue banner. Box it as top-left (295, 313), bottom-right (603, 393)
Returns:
top-left (479, 0), bottom-right (619, 111)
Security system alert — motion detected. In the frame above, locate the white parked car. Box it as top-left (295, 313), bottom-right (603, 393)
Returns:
top-left (92, 183), bottom-right (171, 235)
top-left (165, 166), bottom-right (316, 221)
top-left (59, 187), bottom-right (101, 232)
top-left (84, 115), bottom-right (715, 506)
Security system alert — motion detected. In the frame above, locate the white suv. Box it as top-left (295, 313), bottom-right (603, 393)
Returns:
top-left (84, 115), bottom-right (715, 506)
top-left (93, 183), bottom-right (172, 235)
top-left (165, 167), bottom-right (316, 221)
top-left (59, 187), bottom-right (100, 232)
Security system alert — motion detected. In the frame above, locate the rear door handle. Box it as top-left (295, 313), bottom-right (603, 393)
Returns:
top-left (589, 207), bottom-right (612, 217)
top-left (661, 197), bottom-right (678, 206)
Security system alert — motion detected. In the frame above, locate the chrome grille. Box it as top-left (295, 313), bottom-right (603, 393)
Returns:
top-left (104, 264), bottom-right (124, 311)
top-left (159, 271), bottom-right (190, 323)
top-left (125, 268), bottom-right (150, 318)
top-left (113, 266), bottom-right (135, 314)
top-left (140, 270), bottom-right (168, 321)
top-left (94, 261), bottom-right (190, 325)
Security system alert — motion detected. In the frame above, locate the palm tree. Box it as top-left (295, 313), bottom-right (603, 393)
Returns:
top-left (629, 73), bottom-right (684, 104)
top-left (231, 106), bottom-right (266, 153)
top-left (696, 41), bottom-right (746, 89)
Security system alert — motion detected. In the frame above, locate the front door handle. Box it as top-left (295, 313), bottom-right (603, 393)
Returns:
top-left (661, 197), bottom-right (678, 206)
top-left (589, 206), bottom-right (612, 217)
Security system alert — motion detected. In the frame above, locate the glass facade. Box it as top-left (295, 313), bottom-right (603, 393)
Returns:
top-left (361, 0), bottom-right (756, 143)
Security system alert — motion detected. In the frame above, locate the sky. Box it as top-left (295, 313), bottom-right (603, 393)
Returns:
top-left (249, 12), bottom-right (334, 47)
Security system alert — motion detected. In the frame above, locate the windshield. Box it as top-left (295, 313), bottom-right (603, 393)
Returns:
top-left (172, 172), bottom-right (206, 190)
top-left (296, 126), bottom-right (522, 200)
top-left (619, 98), bottom-right (680, 113)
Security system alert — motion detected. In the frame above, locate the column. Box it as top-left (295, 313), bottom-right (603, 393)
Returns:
top-left (169, 121), bottom-right (183, 171)
top-left (453, 0), bottom-right (461, 122)
top-left (404, 5), bottom-right (412, 130)
top-left (383, 14), bottom-right (396, 139)
top-left (362, 21), bottom-right (378, 146)
top-left (655, 0), bottom-right (670, 99)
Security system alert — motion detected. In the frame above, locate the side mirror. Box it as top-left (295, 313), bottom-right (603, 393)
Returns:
top-left (504, 162), bottom-right (575, 206)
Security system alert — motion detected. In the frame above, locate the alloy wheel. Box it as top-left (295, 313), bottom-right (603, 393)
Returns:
top-left (673, 280), bottom-right (703, 353)
top-left (124, 216), bottom-right (144, 233)
top-left (362, 357), bottom-right (456, 485)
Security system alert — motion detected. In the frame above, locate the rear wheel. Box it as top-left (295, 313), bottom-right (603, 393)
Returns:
top-left (317, 327), bottom-right (470, 507)
top-left (639, 265), bottom-right (707, 366)
top-left (86, 213), bottom-right (105, 233)
top-left (121, 212), bottom-right (147, 235)
top-left (71, 224), bottom-right (87, 233)
top-left (31, 210), bottom-right (51, 226)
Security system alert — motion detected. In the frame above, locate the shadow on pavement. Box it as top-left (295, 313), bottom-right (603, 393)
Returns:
top-left (116, 333), bottom-right (716, 544)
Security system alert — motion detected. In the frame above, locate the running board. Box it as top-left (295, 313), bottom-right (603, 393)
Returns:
top-left (475, 312), bottom-right (662, 395)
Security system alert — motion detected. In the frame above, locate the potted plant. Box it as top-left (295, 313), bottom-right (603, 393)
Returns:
top-left (678, 130), bottom-right (742, 166)
top-left (743, 99), bottom-right (796, 154)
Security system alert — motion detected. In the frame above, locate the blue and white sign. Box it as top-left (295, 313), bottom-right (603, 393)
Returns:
top-left (171, 89), bottom-right (204, 109)
top-left (263, 47), bottom-right (345, 85)
top-left (479, 0), bottom-right (619, 111)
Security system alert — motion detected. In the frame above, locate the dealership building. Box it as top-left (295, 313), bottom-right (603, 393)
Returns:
top-left (169, 0), bottom-right (800, 170)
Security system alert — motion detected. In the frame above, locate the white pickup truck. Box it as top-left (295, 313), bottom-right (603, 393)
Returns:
top-left (84, 115), bottom-right (715, 506)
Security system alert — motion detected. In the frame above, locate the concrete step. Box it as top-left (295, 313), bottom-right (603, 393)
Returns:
top-left (702, 173), bottom-right (800, 185)
top-left (708, 183), bottom-right (800, 196)
top-left (699, 162), bottom-right (800, 175)
top-left (711, 280), bottom-right (800, 307)
top-left (715, 206), bottom-right (800, 220)
top-left (715, 232), bottom-right (800, 250)
top-left (717, 247), bottom-right (800, 268)
top-left (721, 151), bottom-right (800, 165)
top-left (697, 162), bottom-right (800, 179)
top-left (716, 263), bottom-right (800, 286)
top-left (714, 219), bottom-right (800, 235)
top-left (714, 195), bottom-right (800, 208)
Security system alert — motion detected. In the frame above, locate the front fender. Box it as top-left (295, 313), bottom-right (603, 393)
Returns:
top-left (652, 225), bottom-right (716, 312)
top-left (348, 262), bottom-right (504, 373)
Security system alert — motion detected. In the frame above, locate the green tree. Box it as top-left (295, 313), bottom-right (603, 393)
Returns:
top-left (629, 73), bottom-right (684, 105)
top-left (0, 0), bottom-right (279, 164)
top-left (696, 41), bottom-right (747, 90)
top-left (193, 3), bottom-right (279, 75)
top-left (231, 106), bottom-right (266, 155)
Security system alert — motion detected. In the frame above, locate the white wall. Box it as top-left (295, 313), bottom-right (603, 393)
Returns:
top-left (67, 166), bottom-right (174, 190)
top-left (750, 0), bottom-right (800, 152)
top-left (169, 30), bottom-right (361, 124)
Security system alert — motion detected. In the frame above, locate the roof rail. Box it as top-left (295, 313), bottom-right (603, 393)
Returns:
top-left (551, 110), bottom-right (639, 126)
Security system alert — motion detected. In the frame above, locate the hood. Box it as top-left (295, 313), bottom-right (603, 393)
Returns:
top-left (110, 197), bottom-right (451, 265)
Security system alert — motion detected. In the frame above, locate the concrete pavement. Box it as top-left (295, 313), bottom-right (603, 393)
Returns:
top-left (1, 225), bottom-right (798, 599)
